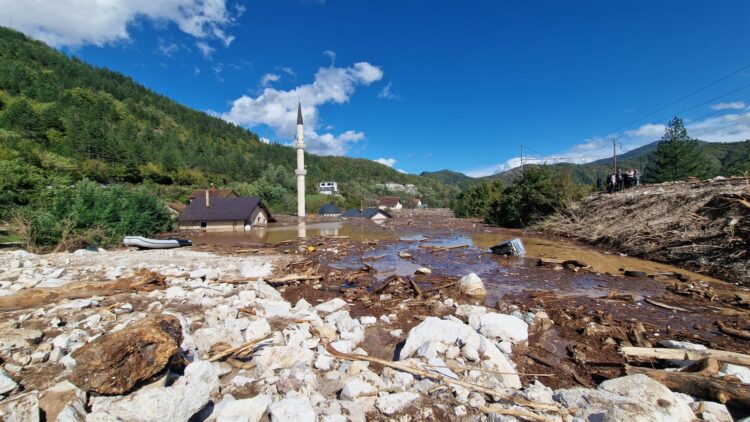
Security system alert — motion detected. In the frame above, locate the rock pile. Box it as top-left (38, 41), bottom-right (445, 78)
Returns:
top-left (0, 248), bottom-right (743, 421)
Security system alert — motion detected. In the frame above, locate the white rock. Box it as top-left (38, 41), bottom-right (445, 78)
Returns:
top-left (445, 345), bottom-right (460, 359)
top-left (455, 304), bottom-right (488, 318)
top-left (690, 401), bottom-right (733, 422)
top-left (375, 392), bottom-right (420, 415)
top-left (359, 316), bottom-right (377, 326)
top-left (658, 340), bottom-right (708, 350)
top-left (454, 405), bottom-right (467, 416)
top-left (400, 317), bottom-right (520, 388)
top-left (254, 346), bottom-right (314, 372)
top-left (189, 268), bottom-right (214, 280)
top-left (0, 368), bottom-right (17, 394)
top-left (216, 394), bottom-right (271, 422)
top-left (315, 298), bottom-right (348, 314)
top-left (340, 378), bottom-right (378, 400)
top-left (469, 312), bottom-right (528, 343)
top-left (597, 374), bottom-right (694, 421)
top-left (269, 395), bottom-right (316, 422)
top-left (389, 329), bottom-right (403, 338)
top-left (192, 327), bottom-right (242, 354)
top-left (329, 340), bottom-right (355, 354)
top-left (459, 273), bottom-right (486, 297)
top-left (462, 344), bottom-right (480, 361)
top-left (89, 360), bottom-right (219, 422)
top-left (415, 267), bottom-right (431, 274)
top-left (721, 363), bottom-right (750, 384)
top-left (0, 391), bottom-right (39, 421)
top-left (244, 318), bottom-right (272, 342)
top-left (241, 260), bottom-right (272, 279)
top-left (248, 281), bottom-right (282, 301)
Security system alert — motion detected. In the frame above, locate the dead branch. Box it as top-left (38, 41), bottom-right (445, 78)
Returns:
top-left (408, 277), bottom-right (423, 298)
top-left (419, 244), bottom-right (470, 251)
top-left (716, 321), bottom-right (750, 340)
top-left (644, 297), bottom-right (688, 312)
top-left (478, 405), bottom-right (557, 422)
top-left (620, 346), bottom-right (750, 366)
top-left (324, 343), bottom-right (564, 414)
top-left (208, 333), bottom-right (272, 362)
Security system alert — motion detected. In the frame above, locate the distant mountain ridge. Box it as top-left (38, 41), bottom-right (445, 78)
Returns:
top-left (420, 140), bottom-right (750, 187)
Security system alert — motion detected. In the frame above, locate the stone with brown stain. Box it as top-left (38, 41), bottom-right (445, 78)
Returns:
top-left (69, 315), bottom-right (182, 395)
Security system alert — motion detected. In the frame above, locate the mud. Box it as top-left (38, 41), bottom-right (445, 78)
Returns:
top-left (271, 209), bottom-right (750, 392)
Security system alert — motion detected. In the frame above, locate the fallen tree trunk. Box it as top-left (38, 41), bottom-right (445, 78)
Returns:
top-left (621, 346), bottom-right (750, 366)
top-left (625, 358), bottom-right (750, 407)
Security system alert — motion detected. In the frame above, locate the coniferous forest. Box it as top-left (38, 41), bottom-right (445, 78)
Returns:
top-left (0, 27), bottom-right (458, 247)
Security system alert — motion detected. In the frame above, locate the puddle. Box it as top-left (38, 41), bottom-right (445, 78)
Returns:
top-left (469, 232), bottom-right (726, 284)
top-left (187, 221), bottom-right (398, 246)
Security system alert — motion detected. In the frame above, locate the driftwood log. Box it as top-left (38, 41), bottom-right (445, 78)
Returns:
top-left (621, 346), bottom-right (750, 366)
top-left (625, 358), bottom-right (750, 407)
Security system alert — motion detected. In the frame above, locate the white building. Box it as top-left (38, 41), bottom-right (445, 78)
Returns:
top-left (318, 181), bottom-right (338, 195)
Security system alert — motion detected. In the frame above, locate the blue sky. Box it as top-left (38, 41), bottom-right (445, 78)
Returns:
top-left (4, 0), bottom-right (750, 176)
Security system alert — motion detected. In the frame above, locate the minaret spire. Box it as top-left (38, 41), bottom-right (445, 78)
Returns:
top-left (295, 102), bottom-right (306, 218)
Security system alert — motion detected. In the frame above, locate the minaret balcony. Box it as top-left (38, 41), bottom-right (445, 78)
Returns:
top-left (295, 169), bottom-right (307, 176)
top-left (295, 142), bottom-right (306, 149)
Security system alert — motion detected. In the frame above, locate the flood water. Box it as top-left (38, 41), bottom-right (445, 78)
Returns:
top-left (188, 221), bottom-right (398, 246)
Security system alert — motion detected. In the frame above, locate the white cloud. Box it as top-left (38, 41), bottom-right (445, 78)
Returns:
top-left (259, 137), bottom-right (271, 144)
top-left (625, 123), bottom-right (666, 138)
top-left (278, 67), bottom-right (296, 77)
top-left (463, 109), bottom-right (750, 177)
top-left (260, 73), bottom-right (281, 87)
top-left (0, 0), bottom-right (237, 50)
top-left (378, 82), bottom-right (400, 100)
top-left (196, 41), bottom-right (215, 58)
top-left (323, 50), bottom-right (336, 65)
top-left (711, 101), bottom-right (747, 111)
top-left (397, 169), bottom-right (407, 174)
top-left (219, 61), bottom-right (383, 156)
top-left (157, 41), bottom-right (179, 56)
top-left (374, 158), bottom-right (397, 167)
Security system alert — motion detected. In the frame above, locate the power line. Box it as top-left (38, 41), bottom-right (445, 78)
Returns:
top-left (611, 62), bottom-right (750, 134)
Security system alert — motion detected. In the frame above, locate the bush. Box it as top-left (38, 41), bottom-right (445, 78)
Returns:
top-left (486, 167), bottom-right (587, 228)
top-left (23, 180), bottom-right (172, 249)
top-left (450, 180), bottom-right (505, 218)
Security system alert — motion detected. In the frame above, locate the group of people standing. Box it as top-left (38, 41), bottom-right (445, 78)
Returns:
top-left (597, 169), bottom-right (640, 193)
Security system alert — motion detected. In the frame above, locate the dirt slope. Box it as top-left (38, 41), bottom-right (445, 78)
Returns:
top-left (538, 177), bottom-right (750, 285)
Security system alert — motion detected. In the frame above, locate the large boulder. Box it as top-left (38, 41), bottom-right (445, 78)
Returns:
top-left (88, 360), bottom-right (219, 422)
top-left (70, 315), bottom-right (182, 395)
top-left (468, 312), bottom-right (528, 343)
top-left (458, 273), bottom-right (486, 297)
top-left (399, 317), bottom-right (520, 388)
top-left (598, 374), bottom-right (694, 421)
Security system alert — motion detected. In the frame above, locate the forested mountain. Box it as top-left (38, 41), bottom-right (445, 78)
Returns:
top-left (0, 26), bottom-right (457, 218)
top-left (419, 170), bottom-right (476, 189)
top-left (422, 140), bottom-right (750, 188)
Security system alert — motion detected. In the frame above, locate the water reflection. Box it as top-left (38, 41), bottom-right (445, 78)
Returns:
top-left (189, 221), bottom-right (396, 246)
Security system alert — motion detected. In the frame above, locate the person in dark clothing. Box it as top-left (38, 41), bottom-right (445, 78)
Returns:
top-left (606, 172), bottom-right (614, 193)
top-left (596, 174), bottom-right (603, 192)
top-left (616, 169), bottom-right (623, 191)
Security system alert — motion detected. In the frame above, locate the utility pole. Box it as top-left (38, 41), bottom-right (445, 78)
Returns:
top-left (612, 137), bottom-right (617, 174)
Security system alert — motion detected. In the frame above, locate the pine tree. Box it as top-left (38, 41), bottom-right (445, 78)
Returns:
top-left (646, 117), bottom-right (713, 182)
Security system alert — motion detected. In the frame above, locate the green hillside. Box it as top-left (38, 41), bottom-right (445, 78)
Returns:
top-left (419, 169), bottom-right (476, 189)
top-left (0, 26), bottom-right (457, 220)
top-left (429, 140), bottom-right (750, 188)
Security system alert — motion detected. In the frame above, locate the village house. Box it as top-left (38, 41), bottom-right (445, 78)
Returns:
top-left (318, 203), bottom-right (341, 217)
top-left (378, 196), bottom-right (402, 210)
top-left (411, 198), bottom-right (425, 209)
top-left (318, 181), bottom-right (338, 195)
top-left (341, 208), bottom-right (392, 222)
top-left (187, 188), bottom-right (237, 203)
top-left (178, 193), bottom-right (272, 231)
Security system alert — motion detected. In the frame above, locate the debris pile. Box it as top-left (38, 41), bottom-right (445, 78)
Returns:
top-left (0, 244), bottom-right (746, 421)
